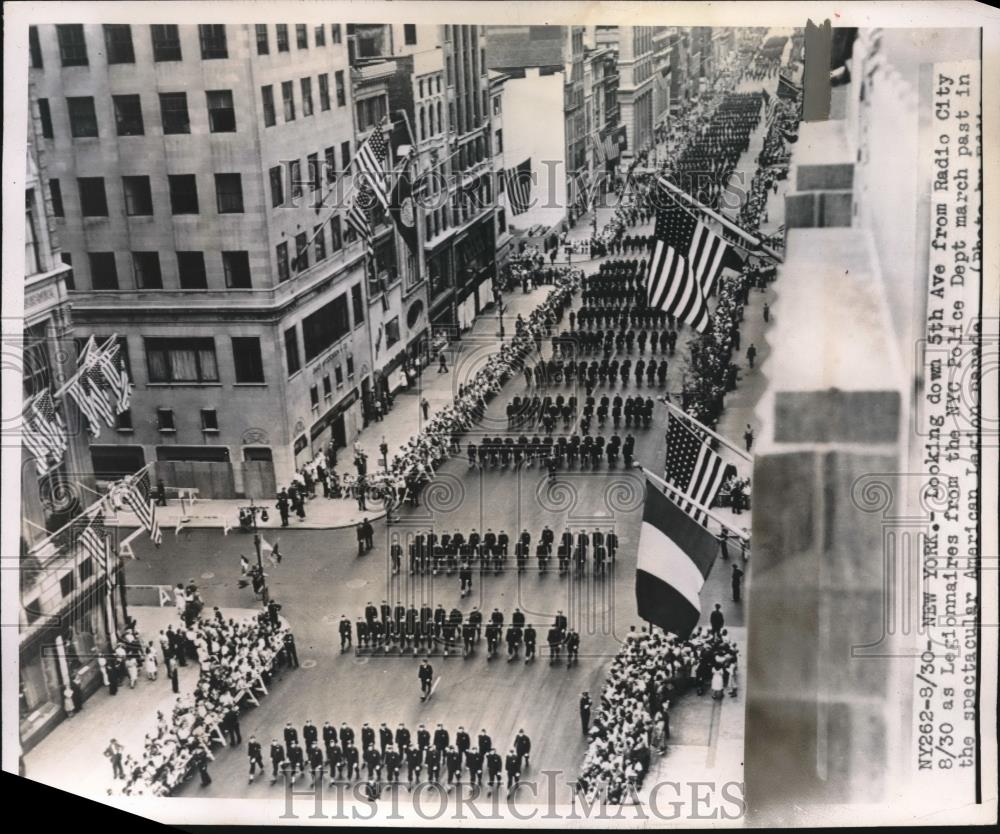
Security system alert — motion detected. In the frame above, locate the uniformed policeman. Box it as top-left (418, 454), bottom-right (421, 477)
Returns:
top-left (308, 742), bottom-right (325, 786)
top-left (379, 722), bottom-right (393, 754)
top-left (339, 615), bottom-right (352, 651)
top-left (416, 723), bottom-right (431, 751)
top-left (565, 629), bottom-right (580, 665)
top-left (418, 659), bottom-right (434, 700)
top-left (247, 736), bottom-right (264, 783)
top-left (485, 749), bottom-right (502, 794)
top-left (468, 607), bottom-right (483, 642)
top-left (288, 740), bottom-right (305, 782)
top-left (424, 745), bottom-right (441, 783)
top-left (514, 730), bottom-right (531, 770)
top-left (344, 740), bottom-right (360, 781)
top-left (270, 738), bottom-right (286, 783)
top-left (485, 622), bottom-right (500, 658)
top-left (524, 624), bottom-right (537, 662)
top-left (283, 722), bottom-right (299, 751)
top-left (445, 745), bottom-right (462, 789)
top-left (360, 722), bottom-right (375, 753)
top-left (406, 744), bottom-right (423, 787)
top-left (433, 723), bottom-right (450, 752)
top-left (505, 749), bottom-right (521, 790)
top-left (384, 744), bottom-right (402, 784)
top-left (465, 746), bottom-right (483, 787)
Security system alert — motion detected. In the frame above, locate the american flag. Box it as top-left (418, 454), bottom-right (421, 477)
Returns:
top-left (347, 182), bottom-right (374, 246)
top-left (122, 468), bottom-right (162, 545)
top-left (591, 132), bottom-right (607, 165)
top-left (664, 413), bottom-right (729, 526)
top-left (351, 125), bottom-right (390, 211)
top-left (646, 189), bottom-right (740, 332)
top-left (90, 337), bottom-right (132, 413)
top-left (79, 512), bottom-right (113, 584)
top-left (23, 389), bottom-right (67, 474)
top-left (505, 158), bottom-right (533, 215)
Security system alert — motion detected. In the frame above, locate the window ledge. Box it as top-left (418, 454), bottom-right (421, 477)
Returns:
top-left (158, 428), bottom-right (177, 434)
top-left (116, 428), bottom-right (135, 434)
top-left (147, 382), bottom-right (223, 387)
top-left (202, 428), bottom-right (220, 434)
top-left (233, 382), bottom-right (268, 387)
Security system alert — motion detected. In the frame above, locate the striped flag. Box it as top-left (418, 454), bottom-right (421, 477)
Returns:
top-left (122, 468), bottom-right (162, 545)
top-left (85, 336), bottom-right (132, 413)
top-left (347, 182), bottom-right (374, 246)
top-left (23, 389), bottom-right (68, 474)
top-left (664, 413), bottom-right (729, 526)
top-left (635, 477), bottom-right (718, 638)
top-left (646, 191), bottom-right (742, 332)
top-left (590, 132), bottom-right (607, 165)
top-left (505, 158), bottom-right (533, 215)
top-left (351, 125), bottom-right (390, 210)
top-left (79, 512), bottom-right (112, 583)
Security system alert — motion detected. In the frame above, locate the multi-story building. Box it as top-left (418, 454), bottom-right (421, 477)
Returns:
top-left (583, 44), bottom-right (623, 188)
top-left (615, 26), bottom-right (656, 163)
top-left (651, 27), bottom-right (674, 132)
top-left (485, 25), bottom-right (587, 234)
top-left (29, 22), bottom-right (376, 497)
top-left (20, 83), bottom-right (127, 752)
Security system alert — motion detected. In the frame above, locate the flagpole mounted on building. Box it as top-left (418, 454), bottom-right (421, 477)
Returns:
top-left (637, 465), bottom-right (749, 542)
top-left (659, 396), bottom-right (753, 463)
top-left (657, 176), bottom-right (784, 264)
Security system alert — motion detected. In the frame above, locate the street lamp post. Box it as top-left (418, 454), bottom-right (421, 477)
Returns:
top-left (239, 497), bottom-right (269, 605)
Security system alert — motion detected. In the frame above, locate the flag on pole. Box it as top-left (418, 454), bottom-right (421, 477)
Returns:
top-left (590, 132), bottom-right (607, 165)
top-left (122, 468), bottom-right (162, 545)
top-left (23, 389), bottom-right (68, 474)
top-left (664, 413), bottom-right (731, 525)
top-left (635, 477), bottom-right (718, 638)
top-left (79, 512), bottom-right (113, 586)
top-left (388, 149), bottom-right (418, 254)
top-left (85, 336), bottom-right (132, 413)
top-left (646, 190), bottom-right (742, 332)
top-left (351, 125), bottom-right (390, 210)
top-left (347, 183), bottom-right (374, 247)
top-left (505, 158), bottom-right (533, 215)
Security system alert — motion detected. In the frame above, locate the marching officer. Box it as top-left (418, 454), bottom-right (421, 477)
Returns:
top-left (505, 749), bottom-right (521, 791)
top-left (247, 735), bottom-right (264, 784)
top-left (465, 746), bottom-right (483, 787)
top-left (395, 723), bottom-right (411, 753)
top-left (379, 722), bottom-right (394, 754)
top-left (343, 739), bottom-right (360, 781)
top-left (523, 623), bottom-right (537, 662)
top-left (339, 615), bottom-right (352, 651)
top-left (579, 692), bottom-right (592, 734)
top-left (416, 723), bottom-right (431, 751)
top-left (406, 744), bottom-right (423, 787)
top-left (269, 738), bottom-right (286, 783)
top-left (433, 723), bottom-right (450, 753)
top-left (419, 658), bottom-right (434, 700)
top-left (486, 749), bottom-right (502, 794)
top-left (384, 745), bottom-right (402, 784)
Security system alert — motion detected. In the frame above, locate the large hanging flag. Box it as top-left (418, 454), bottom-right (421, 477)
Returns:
top-left (85, 336), bottom-right (132, 413)
top-left (646, 191), bottom-right (742, 332)
top-left (505, 158), bottom-right (533, 215)
top-left (122, 468), bottom-right (163, 545)
top-left (388, 151), bottom-right (418, 253)
top-left (635, 477), bottom-right (718, 638)
top-left (65, 358), bottom-right (114, 438)
top-left (664, 413), bottom-right (731, 526)
top-left (590, 132), bottom-right (607, 165)
top-left (23, 389), bottom-right (68, 474)
top-left (79, 512), bottom-right (113, 585)
top-left (347, 182), bottom-right (374, 246)
top-left (351, 125), bottom-right (390, 210)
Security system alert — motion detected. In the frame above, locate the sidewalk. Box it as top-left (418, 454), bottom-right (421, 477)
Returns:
top-left (22, 606), bottom-right (259, 798)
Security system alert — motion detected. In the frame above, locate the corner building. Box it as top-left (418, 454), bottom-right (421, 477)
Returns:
top-left (29, 22), bottom-right (376, 497)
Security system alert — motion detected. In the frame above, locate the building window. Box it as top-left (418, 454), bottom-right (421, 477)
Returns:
top-left (331, 24), bottom-right (342, 44)
top-left (50, 179), bottom-right (64, 217)
top-left (133, 252), bottom-right (163, 289)
top-left (404, 24), bottom-right (417, 45)
top-left (159, 92), bottom-right (190, 134)
top-left (177, 251), bottom-right (207, 289)
top-left (330, 216), bottom-right (342, 251)
top-left (301, 77), bottom-right (314, 117)
top-left (276, 241), bottom-right (290, 282)
top-left (232, 337), bottom-right (264, 383)
top-left (293, 231), bottom-right (309, 272)
top-left (284, 327), bottom-right (300, 376)
top-left (89, 252), bottom-right (118, 289)
top-left (29, 25), bottom-right (43, 68)
top-left (206, 90), bottom-right (236, 132)
top-left (296, 24), bottom-right (308, 49)
top-left (310, 385), bottom-right (319, 410)
top-left (276, 24), bottom-right (289, 52)
top-left (68, 97), bottom-right (98, 138)
top-left (351, 283), bottom-right (365, 325)
top-left (122, 176), bottom-right (153, 216)
top-left (36, 98), bottom-right (53, 139)
top-left (335, 70), bottom-right (346, 107)
top-left (157, 408), bottom-right (175, 431)
top-left (255, 24), bottom-right (269, 55)
top-left (307, 153), bottom-right (320, 192)
top-left (346, 354), bottom-right (354, 377)
top-left (104, 24), bottom-right (135, 64)
top-left (25, 191), bottom-right (41, 275)
top-left (222, 251), bottom-right (251, 288)
top-left (341, 140), bottom-right (351, 170)
top-left (201, 409), bottom-right (219, 432)
top-left (282, 81), bottom-right (296, 122)
top-left (302, 294), bottom-right (350, 361)
top-left (269, 165), bottom-right (283, 208)
top-left (57, 24), bottom-right (88, 67)
top-left (261, 85), bottom-right (276, 127)
top-left (60, 572), bottom-right (76, 598)
top-left (318, 73), bottom-right (331, 111)
top-left (420, 107), bottom-right (426, 140)
top-left (150, 24), bottom-right (182, 61)
top-left (355, 94), bottom-right (387, 132)
top-left (334, 364), bottom-right (344, 386)
top-left (325, 146), bottom-right (337, 183)
top-left (115, 408), bottom-right (133, 431)
top-left (322, 375), bottom-right (332, 400)
top-left (198, 24), bottom-right (228, 59)
top-left (289, 159), bottom-right (303, 199)
top-left (168, 174), bottom-right (199, 214)
top-left (495, 128), bottom-right (503, 153)
top-left (314, 224), bottom-right (326, 261)
top-left (146, 337), bottom-right (219, 383)
top-left (214, 174), bottom-right (244, 213)
top-left (78, 177), bottom-right (108, 216)
top-left (113, 95), bottom-right (144, 136)
top-left (385, 316), bottom-right (401, 347)
top-left (314, 25), bottom-right (325, 47)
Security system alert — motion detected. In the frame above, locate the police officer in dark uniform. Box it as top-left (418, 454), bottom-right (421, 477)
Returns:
top-left (247, 735), bottom-right (264, 783)
top-left (486, 749), bottom-right (502, 794)
top-left (524, 623), bottom-right (537, 662)
top-left (505, 749), bottom-right (521, 791)
top-left (269, 738), bottom-right (285, 783)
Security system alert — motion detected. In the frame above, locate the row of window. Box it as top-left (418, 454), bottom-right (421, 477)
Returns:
top-left (260, 71), bottom-right (346, 127)
top-left (65, 249), bottom-right (252, 291)
top-left (29, 23), bottom-right (344, 69)
top-left (40, 90), bottom-right (242, 139)
top-left (254, 23), bottom-right (342, 55)
top-left (52, 172), bottom-right (244, 218)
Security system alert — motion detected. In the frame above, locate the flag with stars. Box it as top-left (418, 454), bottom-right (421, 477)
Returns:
top-left (646, 189), bottom-right (742, 332)
top-left (79, 511), bottom-right (114, 587)
top-left (23, 389), bottom-right (68, 474)
top-left (351, 125), bottom-right (390, 211)
top-left (664, 412), bottom-right (728, 526)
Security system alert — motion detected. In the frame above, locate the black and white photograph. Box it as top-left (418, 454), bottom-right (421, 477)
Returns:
top-left (2, 1), bottom-right (997, 827)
